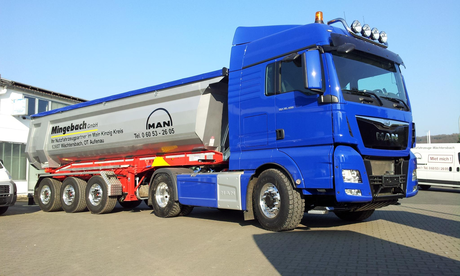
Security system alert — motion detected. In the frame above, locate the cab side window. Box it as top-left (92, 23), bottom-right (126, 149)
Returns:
top-left (265, 55), bottom-right (316, 96)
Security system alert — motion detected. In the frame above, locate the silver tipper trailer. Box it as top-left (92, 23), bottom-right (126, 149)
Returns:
top-left (26, 69), bottom-right (228, 170)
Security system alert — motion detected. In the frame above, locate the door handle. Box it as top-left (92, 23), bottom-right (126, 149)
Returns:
top-left (276, 129), bottom-right (285, 140)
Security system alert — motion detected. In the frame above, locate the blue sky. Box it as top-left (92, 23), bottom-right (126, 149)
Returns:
top-left (1, 0), bottom-right (459, 135)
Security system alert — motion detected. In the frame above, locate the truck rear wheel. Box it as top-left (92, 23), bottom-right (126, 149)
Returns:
top-left (37, 178), bottom-right (62, 212)
top-left (253, 169), bottom-right (304, 231)
top-left (151, 173), bottom-right (181, 217)
top-left (61, 177), bottom-right (87, 213)
top-left (85, 175), bottom-right (117, 214)
top-left (334, 209), bottom-right (375, 221)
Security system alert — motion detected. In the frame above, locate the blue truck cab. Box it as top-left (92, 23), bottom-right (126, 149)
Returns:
top-left (226, 12), bottom-right (417, 230)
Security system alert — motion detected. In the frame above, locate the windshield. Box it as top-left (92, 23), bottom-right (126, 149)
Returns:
top-left (332, 51), bottom-right (408, 107)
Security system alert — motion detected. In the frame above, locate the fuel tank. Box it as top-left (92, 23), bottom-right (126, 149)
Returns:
top-left (26, 71), bottom-right (228, 169)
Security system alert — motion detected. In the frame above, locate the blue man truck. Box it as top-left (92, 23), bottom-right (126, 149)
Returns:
top-left (26, 12), bottom-right (417, 231)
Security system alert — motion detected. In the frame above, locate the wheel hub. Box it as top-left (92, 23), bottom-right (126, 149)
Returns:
top-left (40, 185), bottom-right (51, 205)
top-left (89, 184), bottom-right (103, 206)
top-left (63, 185), bottom-right (75, 205)
top-left (155, 182), bottom-right (170, 208)
top-left (259, 183), bottom-right (281, 218)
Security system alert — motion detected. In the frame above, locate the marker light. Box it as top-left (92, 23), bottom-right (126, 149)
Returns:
top-left (371, 28), bottom-right (379, 40)
top-left (379, 31), bottom-right (388, 43)
top-left (315, 11), bottom-right (324, 24)
top-left (351, 20), bottom-right (362, 33)
top-left (342, 170), bottom-right (362, 183)
top-left (361, 24), bottom-right (371, 37)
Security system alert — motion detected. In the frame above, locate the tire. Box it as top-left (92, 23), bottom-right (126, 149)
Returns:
top-left (179, 205), bottom-right (194, 216)
top-left (85, 175), bottom-right (117, 214)
top-left (253, 169), bottom-right (304, 231)
top-left (0, 206), bottom-right (8, 215)
top-left (150, 173), bottom-right (181, 217)
top-left (118, 199), bottom-right (142, 209)
top-left (37, 178), bottom-right (62, 212)
top-left (419, 185), bottom-right (431, 190)
top-left (334, 209), bottom-right (375, 221)
top-left (61, 177), bottom-right (87, 213)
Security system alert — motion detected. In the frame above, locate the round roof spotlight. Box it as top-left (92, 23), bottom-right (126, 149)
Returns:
top-left (379, 31), bottom-right (388, 44)
top-left (351, 20), bottom-right (362, 34)
top-left (361, 24), bottom-right (371, 37)
top-left (371, 28), bottom-right (379, 40)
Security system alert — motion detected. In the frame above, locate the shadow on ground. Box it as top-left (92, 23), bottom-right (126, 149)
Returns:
top-left (253, 230), bottom-right (460, 275)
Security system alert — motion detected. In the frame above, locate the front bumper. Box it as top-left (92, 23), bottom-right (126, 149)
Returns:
top-left (0, 180), bottom-right (17, 207)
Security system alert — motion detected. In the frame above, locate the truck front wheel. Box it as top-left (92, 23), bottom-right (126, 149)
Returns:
top-left (151, 173), bottom-right (181, 217)
top-left (334, 209), bottom-right (375, 221)
top-left (61, 177), bottom-right (87, 213)
top-left (85, 176), bottom-right (117, 214)
top-left (37, 178), bottom-right (62, 212)
top-left (253, 169), bottom-right (304, 231)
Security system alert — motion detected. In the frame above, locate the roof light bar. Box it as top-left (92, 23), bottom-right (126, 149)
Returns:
top-left (327, 18), bottom-right (388, 48)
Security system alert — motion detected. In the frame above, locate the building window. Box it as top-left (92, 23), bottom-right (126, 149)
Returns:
top-left (25, 96), bottom-right (36, 115)
top-left (0, 142), bottom-right (27, 180)
top-left (51, 101), bottom-right (67, 110)
top-left (24, 95), bottom-right (69, 115)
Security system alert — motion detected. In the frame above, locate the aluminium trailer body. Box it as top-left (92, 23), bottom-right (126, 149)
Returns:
top-left (26, 70), bottom-right (230, 214)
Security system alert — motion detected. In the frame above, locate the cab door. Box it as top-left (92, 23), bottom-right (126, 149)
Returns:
top-left (272, 53), bottom-right (333, 149)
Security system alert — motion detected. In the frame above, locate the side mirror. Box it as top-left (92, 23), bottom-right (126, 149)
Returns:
top-left (303, 50), bottom-right (323, 91)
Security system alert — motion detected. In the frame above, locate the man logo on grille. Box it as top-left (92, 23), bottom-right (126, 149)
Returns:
top-left (376, 132), bottom-right (398, 142)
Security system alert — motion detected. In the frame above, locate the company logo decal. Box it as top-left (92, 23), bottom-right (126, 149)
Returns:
top-left (146, 108), bottom-right (173, 130)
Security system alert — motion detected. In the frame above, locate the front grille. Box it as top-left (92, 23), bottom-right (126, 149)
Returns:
top-left (0, 198), bottom-right (6, 205)
top-left (357, 116), bottom-right (409, 150)
top-left (0, 185), bottom-right (9, 194)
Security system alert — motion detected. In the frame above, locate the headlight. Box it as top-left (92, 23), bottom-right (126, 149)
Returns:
top-left (351, 20), bottom-right (362, 33)
top-left (361, 24), bottom-right (371, 37)
top-left (342, 169), bottom-right (362, 183)
top-left (371, 28), bottom-right (379, 40)
top-left (379, 31), bottom-right (387, 43)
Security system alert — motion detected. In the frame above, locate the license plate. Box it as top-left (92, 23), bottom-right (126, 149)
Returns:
top-left (382, 176), bottom-right (400, 187)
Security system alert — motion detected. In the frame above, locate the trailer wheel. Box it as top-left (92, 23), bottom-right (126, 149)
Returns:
top-left (61, 177), bottom-right (87, 213)
top-left (419, 185), bottom-right (431, 190)
top-left (118, 199), bottom-right (142, 209)
top-left (253, 169), bottom-right (304, 231)
top-left (179, 205), bottom-right (194, 216)
top-left (85, 175), bottom-right (117, 214)
top-left (0, 206), bottom-right (8, 215)
top-left (37, 178), bottom-right (62, 212)
top-left (151, 173), bottom-right (181, 217)
top-left (334, 209), bottom-right (375, 221)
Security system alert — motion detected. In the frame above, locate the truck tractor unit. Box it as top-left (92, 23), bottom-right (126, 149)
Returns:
top-left (26, 12), bottom-right (418, 231)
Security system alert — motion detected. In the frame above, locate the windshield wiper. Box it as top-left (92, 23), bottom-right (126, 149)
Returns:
top-left (342, 89), bottom-right (383, 106)
top-left (381, 96), bottom-right (409, 110)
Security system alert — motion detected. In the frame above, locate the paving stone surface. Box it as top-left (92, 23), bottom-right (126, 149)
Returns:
top-left (0, 187), bottom-right (459, 276)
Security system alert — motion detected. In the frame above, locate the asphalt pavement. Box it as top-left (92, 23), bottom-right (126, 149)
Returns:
top-left (0, 187), bottom-right (459, 276)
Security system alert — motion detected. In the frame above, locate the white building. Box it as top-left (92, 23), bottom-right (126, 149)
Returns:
top-left (0, 77), bottom-right (85, 195)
